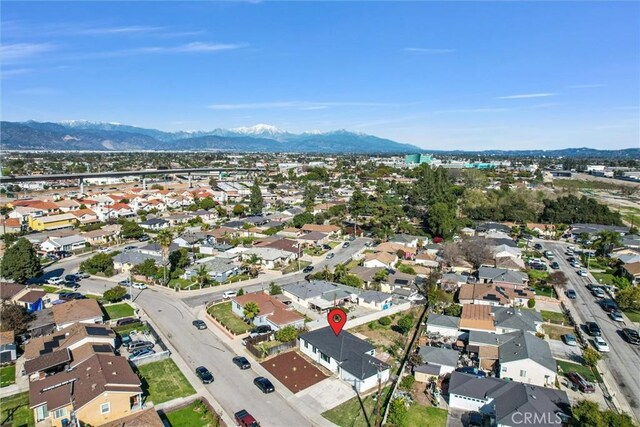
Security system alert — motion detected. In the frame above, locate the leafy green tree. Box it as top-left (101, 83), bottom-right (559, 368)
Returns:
top-left (243, 301), bottom-right (260, 322)
top-left (591, 231), bottom-right (622, 256)
top-left (169, 248), bottom-right (190, 271)
top-left (0, 238), bottom-right (41, 283)
top-left (156, 229), bottom-right (174, 286)
top-left (120, 220), bottom-right (144, 239)
top-left (199, 197), bottom-right (216, 210)
top-left (195, 264), bottom-right (209, 289)
top-left (373, 268), bottom-right (389, 283)
top-left (397, 264), bottom-right (416, 275)
top-left (233, 204), bottom-right (246, 216)
top-left (274, 325), bottom-right (298, 342)
top-left (571, 400), bottom-right (607, 427)
top-left (388, 398), bottom-right (408, 427)
top-left (80, 253), bottom-right (114, 277)
top-left (527, 298), bottom-right (536, 308)
top-left (611, 276), bottom-right (631, 290)
top-left (132, 258), bottom-right (159, 280)
top-left (582, 347), bottom-right (602, 367)
top-left (243, 254), bottom-right (263, 278)
top-left (443, 304), bottom-right (462, 317)
top-left (399, 375), bottom-right (415, 391)
top-left (396, 315), bottom-right (414, 334)
top-left (269, 282), bottom-right (282, 295)
top-left (292, 212), bottom-right (315, 228)
top-left (103, 285), bottom-right (128, 303)
top-left (303, 185), bottom-right (319, 211)
top-left (249, 180), bottom-right (264, 215)
top-left (237, 288), bottom-right (245, 296)
top-left (341, 274), bottom-right (363, 288)
top-left (616, 286), bottom-right (640, 311)
top-left (428, 202), bottom-right (457, 239)
top-left (378, 316), bottom-right (392, 326)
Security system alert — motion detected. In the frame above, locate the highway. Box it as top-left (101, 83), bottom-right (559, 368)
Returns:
top-left (544, 240), bottom-right (640, 421)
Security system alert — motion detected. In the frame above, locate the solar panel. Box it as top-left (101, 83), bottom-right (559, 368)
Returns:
top-left (92, 344), bottom-right (113, 353)
top-left (85, 326), bottom-right (111, 336)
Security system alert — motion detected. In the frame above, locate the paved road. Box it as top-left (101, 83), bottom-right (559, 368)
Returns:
top-left (544, 240), bottom-right (640, 420)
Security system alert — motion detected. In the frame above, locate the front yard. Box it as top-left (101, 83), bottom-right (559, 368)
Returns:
top-left (556, 359), bottom-right (602, 383)
top-left (406, 405), bottom-right (447, 427)
top-left (137, 359), bottom-right (196, 404)
top-left (162, 399), bottom-right (221, 427)
top-left (207, 302), bottom-right (251, 335)
top-left (541, 324), bottom-right (574, 340)
top-left (322, 386), bottom-right (391, 427)
top-left (0, 392), bottom-right (33, 427)
top-left (0, 365), bottom-right (16, 387)
top-left (623, 310), bottom-right (640, 323)
top-left (592, 272), bottom-right (616, 286)
top-left (103, 302), bottom-right (135, 320)
top-left (541, 310), bottom-right (569, 325)
top-left (282, 260), bottom-right (311, 274)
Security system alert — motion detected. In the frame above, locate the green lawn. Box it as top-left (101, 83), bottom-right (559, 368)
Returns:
top-left (137, 359), bottom-right (196, 404)
top-left (406, 405), bottom-right (447, 427)
top-left (345, 259), bottom-right (362, 270)
top-left (322, 387), bottom-right (391, 427)
top-left (327, 241), bottom-right (340, 249)
top-left (282, 260), bottom-right (311, 274)
top-left (114, 321), bottom-right (148, 336)
top-left (531, 284), bottom-right (556, 298)
top-left (592, 272), bottom-right (616, 286)
top-left (556, 360), bottom-right (601, 383)
top-left (162, 399), bottom-right (221, 427)
top-left (542, 324), bottom-right (574, 340)
top-left (207, 302), bottom-right (251, 335)
top-left (541, 310), bottom-right (567, 325)
top-left (168, 278), bottom-right (194, 290)
top-left (225, 274), bottom-right (251, 284)
top-left (623, 310), bottom-right (640, 323)
top-left (103, 302), bottom-right (135, 320)
top-left (1, 365), bottom-right (16, 387)
top-left (0, 392), bottom-right (34, 427)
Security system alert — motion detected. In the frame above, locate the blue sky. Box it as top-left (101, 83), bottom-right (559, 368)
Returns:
top-left (2, 1), bottom-right (639, 150)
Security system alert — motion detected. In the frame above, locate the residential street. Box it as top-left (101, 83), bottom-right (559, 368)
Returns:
top-left (544, 240), bottom-right (640, 421)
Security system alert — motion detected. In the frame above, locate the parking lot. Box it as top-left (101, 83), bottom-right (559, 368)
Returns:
top-left (260, 351), bottom-right (328, 393)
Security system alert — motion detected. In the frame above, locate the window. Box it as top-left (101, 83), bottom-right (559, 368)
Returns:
top-left (100, 402), bottom-right (111, 414)
top-left (312, 346), bottom-right (317, 354)
top-left (304, 340), bottom-right (308, 349)
top-left (501, 366), bottom-right (507, 372)
top-left (35, 405), bottom-right (48, 422)
top-left (520, 370), bottom-right (527, 377)
top-left (53, 408), bottom-right (67, 419)
top-left (320, 352), bottom-right (330, 363)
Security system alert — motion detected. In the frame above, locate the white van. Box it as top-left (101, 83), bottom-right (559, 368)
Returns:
top-left (222, 290), bottom-right (237, 300)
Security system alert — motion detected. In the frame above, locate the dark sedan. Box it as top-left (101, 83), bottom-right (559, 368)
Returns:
top-left (232, 356), bottom-right (251, 370)
top-left (253, 377), bottom-right (275, 393)
top-left (196, 366), bottom-right (214, 384)
top-left (192, 320), bottom-right (207, 330)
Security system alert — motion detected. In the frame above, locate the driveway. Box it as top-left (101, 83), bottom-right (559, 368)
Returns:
top-left (446, 408), bottom-right (467, 427)
top-left (290, 377), bottom-right (355, 414)
top-left (547, 338), bottom-right (582, 362)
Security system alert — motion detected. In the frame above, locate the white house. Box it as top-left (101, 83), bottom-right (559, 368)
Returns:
top-left (498, 331), bottom-right (556, 387)
top-left (40, 235), bottom-right (86, 253)
top-left (425, 314), bottom-right (461, 338)
top-left (230, 292), bottom-right (304, 331)
top-left (299, 327), bottom-right (390, 392)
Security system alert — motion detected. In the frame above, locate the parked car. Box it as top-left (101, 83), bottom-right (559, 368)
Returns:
top-left (342, 242), bottom-right (350, 248)
top-left (562, 334), bottom-right (577, 346)
top-left (222, 290), bottom-right (237, 300)
top-left (253, 377), bottom-right (275, 393)
top-left (577, 269), bottom-right (588, 277)
top-left (534, 243), bottom-right (543, 250)
top-left (609, 310), bottom-right (624, 322)
top-left (565, 371), bottom-right (595, 393)
top-left (599, 299), bottom-right (617, 312)
top-left (97, 247), bottom-right (111, 254)
top-left (565, 289), bottom-right (577, 299)
top-left (196, 366), bottom-right (214, 384)
top-left (64, 274), bottom-right (80, 282)
top-left (127, 340), bottom-right (154, 352)
top-left (591, 287), bottom-right (605, 299)
top-left (58, 292), bottom-right (85, 301)
top-left (234, 409), bottom-right (260, 427)
top-left (326, 253), bottom-right (335, 259)
top-left (455, 367), bottom-right (486, 378)
top-left (192, 320), bottom-right (207, 330)
top-left (551, 261), bottom-right (560, 270)
top-left (138, 234), bottom-right (150, 242)
top-left (302, 266), bottom-right (314, 273)
top-left (531, 263), bottom-right (547, 271)
top-left (544, 250), bottom-right (555, 259)
top-left (116, 317), bottom-right (139, 327)
top-left (593, 336), bottom-right (610, 352)
top-left (123, 246), bottom-right (137, 252)
top-left (128, 349), bottom-right (155, 360)
top-left (249, 325), bottom-right (272, 338)
top-left (119, 279), bottom-right (133, 287)
top-left (47, 277), bottom-right (64, 285)
top-left (232, 356), bottom-right (251, 370)
top-left (76, 271), bottom-right (90, 278)
top-left (65, 281), bottom-right (81, 289)
top-left (132, 283), bottom-right (147, 290)
top-left (622, 328), bottom-right (640, 345)
top-left (586, 322), bottom-right (601, 337)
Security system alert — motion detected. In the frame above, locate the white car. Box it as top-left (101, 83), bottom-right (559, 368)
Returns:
top-left (222, 290), bottom-right (237, 300)
top-left (577, 269), bottom-right (588, 277)
top-left (47, 277), bottom-right (64, 285)
top-left (593, 336), bottom-right (610, 352)
top-left (132, 283), bottom-right (147, 290)
top-left (97, 247), bottom-right (111, 253)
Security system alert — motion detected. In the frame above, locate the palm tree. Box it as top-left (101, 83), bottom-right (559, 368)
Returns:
top-left (334, 264), bottom-right (348, 283)
top-left (156, 229), bottom-right (174, 288)
top-left (195, 264), bottom-right (209, 289)
top-left (592, 231), bottom-right (622, 257)
top-left (243, 301), bottom-right (260, 323)
top-left (243, 254), bottom-right (262, 278)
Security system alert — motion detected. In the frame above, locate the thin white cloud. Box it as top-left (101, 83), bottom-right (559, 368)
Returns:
top-left (566, 84), bottom-right (606, 89)
top-left (403, 47), bottom-right (455, 54)
top-left (497, 93), bottom-right (556, 99)
top-left (0, 68), bottom-right (33, 79)
top-left (0, 43), bottom-right (56, 63)
top-left (60, 42), bottom-right (247, 60)
top-left (78, 25), bottom-right (165, 35)
top-left (207, 101), bottom-right (398, 110)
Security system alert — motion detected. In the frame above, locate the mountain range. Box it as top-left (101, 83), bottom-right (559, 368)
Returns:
top-left (1, 121), bottom-right (638, 158)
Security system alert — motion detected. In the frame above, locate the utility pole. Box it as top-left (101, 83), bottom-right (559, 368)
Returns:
top-left (374, 368), bottom-right (382, 427)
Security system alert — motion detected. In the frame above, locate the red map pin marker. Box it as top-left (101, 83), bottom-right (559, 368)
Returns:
top-left (327, 308), bottom-right (347, 336)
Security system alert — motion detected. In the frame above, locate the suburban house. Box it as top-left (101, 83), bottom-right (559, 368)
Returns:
top-left (283, 280), bottom-right (393, 312)
top-left (459, 305), bottom-right (542, 334)
top-left (414, 346), bottom-right (460, 380)
top-left (29, 299), bottom-right (104, 336)
top-left (498, 331), bottom-right (556, 387)
top-left (184, 257), bottom-right (238, 283)
top-left (0, 331), bottom-right (17, 363)
top-left (299, 327), bottom-right (390, 392)
top-left (622, 262), bottom-right (640, 285)
top-left (29, 353), bottom-right (143, 427)
top-left (69, 208), bottom-right (100, 225)
top-left (139, 218), bottom-right (169, 230)
top-left (28, 213), bottom-right (77, 231)
top-left (82, 225), bottom-right (122, 246)
top-left (425, 313), bottom-right (461, 338)
top-left (389, 234), bottom-right (421, 248)
top-left (231, 292), bottom-right (305, 331)
top-left (301, 224), bottom-right (341, 236)
top-left (241, 247), bottom-right (295, 269)
top-left (477, 267), bottom-right (528, 288)
top-left (40, 235), bottom-right (87, 253)
top-left (458, 284), bottom-right (534, 307)
top-left (356, 290), bottom-right (394, 310)
top-left (298, 231), bottom-right (329, 246)
top-left (459, 304), bottom-right (495, 333)
top-left (113, 251), bottom-right (163, 272)
top-left (448, 372), bottom-right (570, 425)
top-left (363, 252), bottom-right (398, 269)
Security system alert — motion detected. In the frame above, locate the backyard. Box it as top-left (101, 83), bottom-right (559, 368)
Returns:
top-left (322, 386), bottom-right (391, 427)
top-left (207, 302), bottom-right (251, 335)
top-left (1, 365), bottom-right (16, 387)
top-left (103, 302), bottom-right (135, 320)
top-left (137, 359), bottom-right (196, 404)
top-left (0, 392), bottom-right (33, 427)
top-left (406, 404), bottom-right (448, 427)
top-left (556, 359), bottom-right (602, 383)
top-left (161, 399), bottom-right (221, 427)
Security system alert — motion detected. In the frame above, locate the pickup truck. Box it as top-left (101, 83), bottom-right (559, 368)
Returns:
top-left (234, 409), bottom-right (260, 427)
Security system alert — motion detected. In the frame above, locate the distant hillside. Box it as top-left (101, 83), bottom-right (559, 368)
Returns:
top-left (0, 121), bottom-right (420, 154)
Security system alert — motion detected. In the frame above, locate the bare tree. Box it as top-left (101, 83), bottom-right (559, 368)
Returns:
top-left (548, 271), bottom-right (568, 289)
top-left (461, 237), bottom-right (493, 269)
top-left (441, 242), bottom-right (463, 268)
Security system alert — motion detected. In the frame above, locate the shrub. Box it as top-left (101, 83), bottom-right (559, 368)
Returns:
top-left (527, 298), bottom-right (536, 308)
top-left (274, 325), bottom-right (298, 342)
top-left (378, 316), bottom-right (392, 326)
top-left (399, 375), bottom-right (415, 391)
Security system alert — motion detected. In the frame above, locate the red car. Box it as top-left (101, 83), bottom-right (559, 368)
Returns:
top-left (565, 371), bottom-right (595, 393)
top-left (234, 409), bottom-right (259, 427)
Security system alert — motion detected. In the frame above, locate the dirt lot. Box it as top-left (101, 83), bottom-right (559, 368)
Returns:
top-left (261, 351), bottom-right (328, 393)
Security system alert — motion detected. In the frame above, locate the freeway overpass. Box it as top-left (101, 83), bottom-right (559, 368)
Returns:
top-left (0, 167), bottom-right (264, 191)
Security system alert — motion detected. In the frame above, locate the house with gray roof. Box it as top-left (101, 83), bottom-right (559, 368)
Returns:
top-left (426, 314), bottom-right (461, 338)
top-left (283, 280), bottom-right (394, 312)
top-left (492, 306), bottom-right (543, 334)
top-left (498, 330), bottom-right (556, 387)
top-left (299, 327), bottom-right (389, 392)
top-left (357, 290), bottom-right (393, 310)
top-left (183, 257), bottom-right (238, 283)
top-left (113, 252), bottom-right (163, 272)
top-left (415, 346), bottom-right (460, 378)
top-left (478, 267), bottom-right (528, 287)
top-left (448, 372), bottom-right (570, 426)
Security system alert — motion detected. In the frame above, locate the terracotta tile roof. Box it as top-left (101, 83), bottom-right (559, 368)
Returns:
top-left (232, 292), bottom-right (304, 327)
top-left (301, 224), bottom-right (340, 233)
top-left (2, 218), bottom-right (21, 227)
top-left (52, 299), bottom-right (103, 326)
top-left (111, 203), bottom-right (131, 210)
top-left (376, 242), bottom-right (417, 255)
top-left (364, 251), bottom-right (396, 265)
top-left (69, 208), bottom-right (98, 218)
top-left (0, 330), bottom-right (15, 345)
